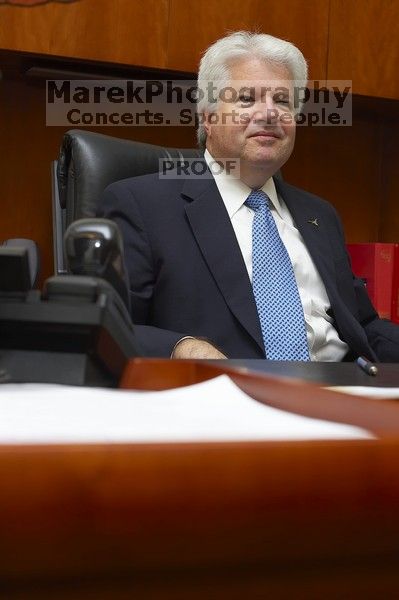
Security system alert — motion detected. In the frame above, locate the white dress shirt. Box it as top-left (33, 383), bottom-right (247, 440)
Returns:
top-left (204, 150), bottom-right (348, 361)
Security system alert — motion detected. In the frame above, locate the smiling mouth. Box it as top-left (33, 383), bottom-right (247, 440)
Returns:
top-left (249, 131), bottom-right (281, 140)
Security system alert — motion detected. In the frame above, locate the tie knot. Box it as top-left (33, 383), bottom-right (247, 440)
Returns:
top-left (245, 189), bottom-right (270, 212)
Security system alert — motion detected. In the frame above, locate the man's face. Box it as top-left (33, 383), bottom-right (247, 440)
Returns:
top-left (204, 58), bottom-right (296, 180)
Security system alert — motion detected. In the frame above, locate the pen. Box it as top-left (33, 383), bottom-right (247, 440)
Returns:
top-left (356, 356), bottom-right (378, 376)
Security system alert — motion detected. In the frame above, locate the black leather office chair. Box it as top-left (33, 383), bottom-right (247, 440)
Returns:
top-left (52, 129), bottom-right (200, 274)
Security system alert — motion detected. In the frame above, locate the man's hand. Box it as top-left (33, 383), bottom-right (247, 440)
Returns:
top-left (172, 338), bottom-right (227, 359)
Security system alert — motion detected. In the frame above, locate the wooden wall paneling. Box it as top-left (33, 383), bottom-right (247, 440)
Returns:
top-left (282, 110), bottom-right (383, 243)
top-left (1, 0), bottom-right (398, 281)
top-left (0, 0), bottom-right (169, 68)
top-left (167, 0), bottom-right (329, 81)
top-left (0, 76), bottom-right (388, 285)
top-left (0, 71), bottom-right (197, 286)
top-left (0, 79), bottom-right (55, 284)
top-left (328, 0), bottom-right (399, 99)
top-left (378, 118), bottom-right (399, 241)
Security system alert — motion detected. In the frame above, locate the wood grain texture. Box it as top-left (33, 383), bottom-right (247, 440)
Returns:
top-left (282, 112), bottom-right (383, 242)
top-left (2, 360), bottom-right (399, 596)
top-left (379, 118), bottom-right (399, 240)
top-left (0, 0), bottom-right (169, 68)
top-left (0, 79), bottom-right (55, 283)
top-left (328, 0), bottom-right (399, 99)
top-left (167, 0), bottom-right (329, 80)
top-left (1, 74), bottom-right (396, 287)
top-left (0, 77), bottom-right (196, 285)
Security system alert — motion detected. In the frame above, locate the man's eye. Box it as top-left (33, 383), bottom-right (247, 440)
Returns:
top-left (238, 95), bottom-right (254, 104)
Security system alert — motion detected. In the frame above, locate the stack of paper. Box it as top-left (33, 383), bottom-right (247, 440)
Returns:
top-left (0, 375), bottom-right (373, 444)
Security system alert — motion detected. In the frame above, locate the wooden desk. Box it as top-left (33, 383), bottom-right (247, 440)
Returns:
top-left (1, 360), bottom-right (399, 599)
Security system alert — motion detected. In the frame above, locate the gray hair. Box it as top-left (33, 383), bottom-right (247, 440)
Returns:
top-left (196, 31), bottom-right (308, 148)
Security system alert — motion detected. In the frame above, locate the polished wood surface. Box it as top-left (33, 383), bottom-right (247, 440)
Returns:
top-left (3, 439), bottom-right (399, 599)
top-left (0, 79), bottom-right (55, 282)
top-left (2, 359), bottom-right (399, 598)
top-left (167, 0), bottom-right (329, 80)
top-left (379, 118), bottom-right (399, 241)
top-left (328, 0), bottom-right (399, 99)
top-left (0, 0), bottom-right (328, 79)
top-left (0, 0), bottom-right (169, 68)
top-left (282, 110), bottom-right (383, 242)
top-left (1, 0), bottom-right (399, 99)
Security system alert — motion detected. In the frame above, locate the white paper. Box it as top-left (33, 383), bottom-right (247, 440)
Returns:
top-left (0, 376), bottom-right (373, 444)
top-left (327, 386), bottom-right (399, 399)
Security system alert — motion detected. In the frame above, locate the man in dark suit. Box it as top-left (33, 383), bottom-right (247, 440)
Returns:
top-left (99, 31), bottom-right (399, 361)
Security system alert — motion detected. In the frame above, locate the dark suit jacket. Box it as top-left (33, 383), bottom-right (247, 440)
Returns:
top-left (99, 172), bottom-right (399, 362)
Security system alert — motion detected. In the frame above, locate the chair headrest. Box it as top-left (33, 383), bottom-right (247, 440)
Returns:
top-left (57, 129), bottom-right (201, 222)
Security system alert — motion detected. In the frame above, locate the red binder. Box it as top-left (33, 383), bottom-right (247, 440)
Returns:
top-left (347, 243), bottom-right (397, 320)
top-left (391, 245), bottom-right (399, 323)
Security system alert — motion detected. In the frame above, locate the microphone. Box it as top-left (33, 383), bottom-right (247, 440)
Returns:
top-left (64, 218), bottom-right (130, 309)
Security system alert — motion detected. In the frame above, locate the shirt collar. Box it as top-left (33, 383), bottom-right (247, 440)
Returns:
top-left (204, 149), bottom-right (283, 219)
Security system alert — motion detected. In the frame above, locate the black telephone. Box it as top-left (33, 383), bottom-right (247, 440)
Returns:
top-left (0, 220), bottom-right (140, 387)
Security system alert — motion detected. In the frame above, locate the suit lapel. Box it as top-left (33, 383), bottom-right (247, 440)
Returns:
top-left (276, 179), bottom-right (338, 288)
top-left (276, 180), bottom-right (375, 357)
top-left (181, 173), bottom-right (374, 360)
top-left (182, 175), bottom-right (264, 353)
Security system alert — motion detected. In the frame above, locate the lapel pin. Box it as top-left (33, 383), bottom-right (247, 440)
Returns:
top-left (308, 218), bottom-right (319, 227)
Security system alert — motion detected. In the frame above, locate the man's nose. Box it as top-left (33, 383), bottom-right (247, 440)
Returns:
top-left (252, 99), bottom-right (279, 124)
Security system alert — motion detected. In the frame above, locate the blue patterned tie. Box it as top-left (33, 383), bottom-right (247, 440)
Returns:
top-left (245, 189), bottom-right (310, 360)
